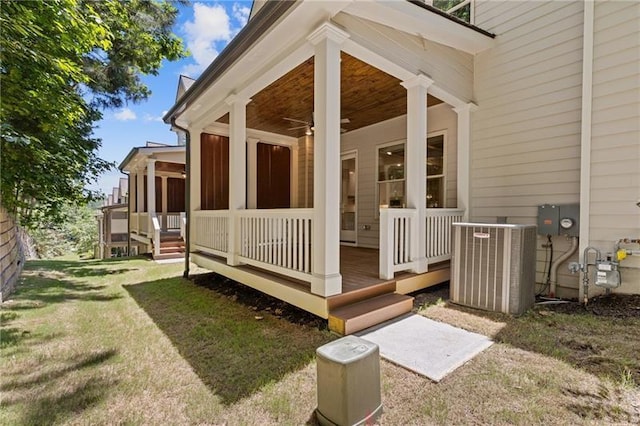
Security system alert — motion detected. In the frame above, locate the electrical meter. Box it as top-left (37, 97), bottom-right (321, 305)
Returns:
top-left (559, 217), bottom-right (574, 230)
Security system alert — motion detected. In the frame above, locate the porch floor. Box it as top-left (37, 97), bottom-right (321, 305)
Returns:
top-left (193, 246), bottom-right (449, 295)
top-left (339, 246), bottom-right (412, 293)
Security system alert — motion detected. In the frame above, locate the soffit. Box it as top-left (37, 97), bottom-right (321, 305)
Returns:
top-left (217, 52), bottom-right (442, 138)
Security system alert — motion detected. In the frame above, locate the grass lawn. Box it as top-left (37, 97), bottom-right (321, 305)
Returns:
top-left (1, 257), bottom-right (638, 425)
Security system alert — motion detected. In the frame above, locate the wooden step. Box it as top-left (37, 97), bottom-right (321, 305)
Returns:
top-left (160, 247), bottom-right (184, 255)
top-left (328, 293), bottom-right (414, 335)
top-left (327, 280), bottom-right (396, 311)
top-left (153, 252), bottom-right (185, 261)
top-left (160, 240), bottom-right (184, 248)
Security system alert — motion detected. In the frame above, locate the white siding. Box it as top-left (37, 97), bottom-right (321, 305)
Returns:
top-left (473, 1), bottom-right (585, 295)
top-left (333, 12), bottom-right (474, 103)
top-left (589, 0), bottom-right (640, 294)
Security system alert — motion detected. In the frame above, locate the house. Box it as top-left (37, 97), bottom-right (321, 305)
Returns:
top-left (163, 0), bottom-right (640, 333)
top-left (119, 142), bottom-right (187, 261)
top-left (95, 178), bottom-right (142, 259)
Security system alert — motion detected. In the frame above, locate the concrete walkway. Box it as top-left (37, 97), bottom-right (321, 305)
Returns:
top-left (357, 314), bottom-right (493, 382)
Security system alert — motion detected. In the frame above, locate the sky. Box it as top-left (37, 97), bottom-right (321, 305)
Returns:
top-left (90, 1), bottom-right (254, 195)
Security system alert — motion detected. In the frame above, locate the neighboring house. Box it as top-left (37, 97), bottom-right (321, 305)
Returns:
top-left (95, 178), bottom-right (145, 259)
top-left (163, 0), bottom-right (640, 333)
top-left (119, 142), bottom-right (187, 260)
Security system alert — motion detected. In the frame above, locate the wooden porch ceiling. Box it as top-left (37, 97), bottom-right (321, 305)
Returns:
top-left (152, 161), bottom-right (185, 174)
top-left (218, 53), bottom-right (442, 138)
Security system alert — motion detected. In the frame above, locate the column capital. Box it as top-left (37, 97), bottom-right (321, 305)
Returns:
top-left (307, 22), bottom-right (350, 46)
top-left (453, 102), bottom-right (479, 114)
top-left (146, 158), bottom-right (157, 165)
top-left (224, 93), bottom-right (251, 106)
top-left (401, 74), bottom-right (434, 90)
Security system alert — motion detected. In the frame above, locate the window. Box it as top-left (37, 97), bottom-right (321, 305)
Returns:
top-left (377, 142), bottom-right (405, 209)
top-left (426, 134), bottom-right (445, 208)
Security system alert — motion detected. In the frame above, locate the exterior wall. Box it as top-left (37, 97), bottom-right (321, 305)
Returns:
top-left (0, 207), bottom-right (24, 301)
top-left (333, 12), bottom-right (474, 103)
top-left (589, 0), bottom-right (640, 294)
top-left (473, 0), bottom-right (585, 297)
top-left (336, 104), bottom-right (459, 248)
top-left (297, 135), bottom-right (314, 208)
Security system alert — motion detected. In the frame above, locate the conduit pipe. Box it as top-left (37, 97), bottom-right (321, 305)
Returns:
top-left (550, 236), bottom-right (579, 297)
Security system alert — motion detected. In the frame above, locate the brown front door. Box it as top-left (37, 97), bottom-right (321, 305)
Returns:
top-left (257, 142), bottom-right (291, 209)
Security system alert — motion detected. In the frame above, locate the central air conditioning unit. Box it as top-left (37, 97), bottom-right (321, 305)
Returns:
top-left (451, 223), bottom-right (537, 315)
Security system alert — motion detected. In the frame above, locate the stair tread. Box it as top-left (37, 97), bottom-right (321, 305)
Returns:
top-left (330, 293), bottom-right (413, 320)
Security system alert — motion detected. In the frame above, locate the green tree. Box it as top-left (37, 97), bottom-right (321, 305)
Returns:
top-left (0, 0), bottom-right (185, 227)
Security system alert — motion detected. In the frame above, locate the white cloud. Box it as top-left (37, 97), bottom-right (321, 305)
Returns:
top-left (144, 110), bottom-right (168, 122)
top-left (114, 108), bottom-right (137, 121)
top-left (181, 3), bottom-right (232, 77)
top-left (233, 3), bottom-right (250, 27)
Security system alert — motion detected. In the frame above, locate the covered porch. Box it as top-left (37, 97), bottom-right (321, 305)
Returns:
top-left (167, 2), bottom-right (494, 331)
top-left (119, 143), bottom-right (187, 259)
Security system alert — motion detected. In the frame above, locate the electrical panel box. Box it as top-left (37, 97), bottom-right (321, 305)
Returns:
top-left (537, 203), bottom-right (580, 237)
top-left (537, 204), bottom-right (559, 235)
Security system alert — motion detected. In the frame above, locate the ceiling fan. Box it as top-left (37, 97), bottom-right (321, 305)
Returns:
top-left (284, 113), bottom-right (350, 135)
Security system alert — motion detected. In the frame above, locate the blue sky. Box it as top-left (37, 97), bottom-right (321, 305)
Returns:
top-left (90, 1), bottom-right (253, 195)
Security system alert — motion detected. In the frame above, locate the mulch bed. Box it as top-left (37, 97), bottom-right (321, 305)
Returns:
top-left (191, 273), bottom-right (328, 329)
top-left (192, 273), bottom-right (640, 328)
top-left (543, 294), bottom-right (640, 319)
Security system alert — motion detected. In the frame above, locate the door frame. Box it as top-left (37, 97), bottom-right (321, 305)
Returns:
top-left (340, 150), bottom-right (358, 246)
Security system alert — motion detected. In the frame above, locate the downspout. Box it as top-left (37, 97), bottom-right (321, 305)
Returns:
top-left (171, 117), bottom-right (191, 279)
top-left (550, 236), bottom-right (579, 297)
top-left (578, 0), bottom-right (595, 302)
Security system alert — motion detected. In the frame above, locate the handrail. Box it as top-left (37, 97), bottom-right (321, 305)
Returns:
top-left (151, 213), bottom-right (161, 257)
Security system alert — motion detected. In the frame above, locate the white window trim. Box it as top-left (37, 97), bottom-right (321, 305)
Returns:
top-left (375, 139), bottom-right (406, 219)
top-left (427, 130), bottom-right (447, 208)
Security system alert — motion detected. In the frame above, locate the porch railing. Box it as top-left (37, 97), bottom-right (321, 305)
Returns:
top-left (130, 212), bottom-right (139, 233)
top-left (165, 212), bottom-right (182, 231)
top-left (379, 208), bottom-right (419, 280)
top-left (238, 209), bottom-right (313, 282)
top-left (138, 213), bottom-right (149, 235)
top-left (380, 208), bottom-right (465, 279)
top-left (192, 210), bottom-right (230, 257)
top-left (426, 208), bottom-right (465, 263)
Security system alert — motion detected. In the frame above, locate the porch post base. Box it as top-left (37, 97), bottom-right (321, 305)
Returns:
top-left (410, 257), bottom-right (428, 275)
top-left (226, 254), bottom-right (241, 267)
top-left (311, 273), bottom-right (342, 297)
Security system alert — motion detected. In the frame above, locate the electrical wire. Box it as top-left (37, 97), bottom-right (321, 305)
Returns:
top-left (536, 234), bottom-right (553, 297)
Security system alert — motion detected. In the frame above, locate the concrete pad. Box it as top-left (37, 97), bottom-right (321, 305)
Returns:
top-left (357, 314), bottom-right (493, 382)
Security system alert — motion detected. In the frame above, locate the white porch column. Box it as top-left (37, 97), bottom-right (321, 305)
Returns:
top-left (247, 137), bottom-right (260, 209)
top-left (146, 159), bottom-right (157, 217)
top-left (453, 103), bottom-right (477, 221)
top-left (136, 168), bottom-right (144, 213)
top-left (161, 176), bottom-right (168, 230)
top-left (401, 74), bottom-right (433, 274)
top-left (226, 95), bottom-right (250, 266)
top-left (308, 23), bottom-right (349, 296)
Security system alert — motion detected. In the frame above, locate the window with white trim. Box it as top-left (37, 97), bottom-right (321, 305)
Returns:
top-left (426, 133), bottom-right (446, 208)
top-left (377, 142), bottom-right (405, 209)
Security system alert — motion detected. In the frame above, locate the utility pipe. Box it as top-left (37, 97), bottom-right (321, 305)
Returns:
top-left (171, 117), bottom-right (191, 279)
top-left (550, 236), bottom-right (579, 297)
